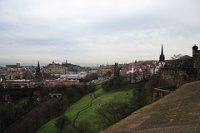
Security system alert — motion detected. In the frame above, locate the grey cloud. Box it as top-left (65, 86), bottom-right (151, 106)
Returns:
top-left (0, 0), bottom-right (200, 65)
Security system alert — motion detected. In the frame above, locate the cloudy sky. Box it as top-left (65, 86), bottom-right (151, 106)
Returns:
top-left (0, 0), bottom-right (200, 66)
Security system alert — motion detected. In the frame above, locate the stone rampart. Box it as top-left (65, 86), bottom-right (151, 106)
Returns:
top-left (159, 67), bottom-right (197, 87)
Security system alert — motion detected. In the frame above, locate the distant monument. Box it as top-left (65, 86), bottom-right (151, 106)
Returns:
top-left (114, 63), bottom-right (122, 78)
top-left (159, 44), bottom-right (166, 67)
top-left (35, 61), bottom-right (42, 78)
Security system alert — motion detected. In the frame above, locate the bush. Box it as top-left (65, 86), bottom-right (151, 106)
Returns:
top-left (102, 77), bottom-right (129, 91)
top-left (54, 115), bottom-right (71, 132)
top-left (95, 101), bottom-right (132, 127)
top-left (83, 73), bottom-right (98, 83)
top-left (64, 126), bottom-right (78, 133)
top-left (145, 74), bottom-right (159, 96)
top-left (75, 120), bottom-right (91, 133)
top-left (130, 83), bottom-right (151, 111)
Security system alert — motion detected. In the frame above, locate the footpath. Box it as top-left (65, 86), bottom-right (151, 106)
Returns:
top-left (103, 81), bottom-right (200, 133)
top-left (72, 93), bottom-right (95, 127)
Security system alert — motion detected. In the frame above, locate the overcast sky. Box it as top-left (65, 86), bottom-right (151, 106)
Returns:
top-left (0, 0), bottom-right (200, 66)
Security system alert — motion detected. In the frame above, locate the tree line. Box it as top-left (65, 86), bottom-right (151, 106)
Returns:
top-left (1, 83), bottom-right (96, 133)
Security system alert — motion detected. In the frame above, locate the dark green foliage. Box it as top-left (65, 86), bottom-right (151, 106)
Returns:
top-left (2, 84), bottom-right (91, 133)
top-left (86, 83), bottom-right (96, 93)
top-left (145, 74), bottom-right (159, 95)
top-left (75, 120), bottom-right (91, 133)
top-left (83, 73), bottom-right (98, 83)
top-left (130, 83), bottom-right (152, 111)
top-left (0, 83), bottom-right (3, 90)
top-left (54, 115), bottom-right (71, 132)
top-left (95, 101), bottom-right (132, 127)
top-left (64, 126), bottom-right (79, 133)
top-left (0, 103), bottom-right (15, 131)
top-left (0, 97), bottom-right (36, 132)
top-left (102, 77), bottom-right (129, 91)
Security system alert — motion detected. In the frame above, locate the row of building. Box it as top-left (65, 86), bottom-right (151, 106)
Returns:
top-left (103, 44), bottom-right (200, 83)
top-left (1, 44), bottom-right (200, 88)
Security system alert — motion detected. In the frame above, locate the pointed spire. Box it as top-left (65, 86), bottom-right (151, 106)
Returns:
top-left (159, 44), bottom-right (165, 62)
top-left (37, 61), bottom-right (40, 67)
top-left (161, 44), bottom-right (164, 55)
top-left (36, 61), bottom-right (41, 76)
top-left (37, 61), bottom-right (40, 73)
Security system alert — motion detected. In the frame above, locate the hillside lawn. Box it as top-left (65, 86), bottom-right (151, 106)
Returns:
top-left (37, 81), bottom-right (135, 133)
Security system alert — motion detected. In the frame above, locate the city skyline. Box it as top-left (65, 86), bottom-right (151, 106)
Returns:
top-left (0, 0), bottom-right (200, 66)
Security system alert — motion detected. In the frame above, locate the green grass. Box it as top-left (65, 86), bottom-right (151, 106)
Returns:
top-left (36, 119), bottom-right (58, 133)
top-left (37, 80), bottom-right (135, 133)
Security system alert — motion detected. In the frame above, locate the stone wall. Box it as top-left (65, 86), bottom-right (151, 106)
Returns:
top-left (166, 57), bottom-right (194, 68)
top-left (159, 68), bottom-right (197, 87)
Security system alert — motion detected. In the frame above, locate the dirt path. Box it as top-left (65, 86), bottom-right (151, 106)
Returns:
top-left (72, 93), bottom-right (95, 127)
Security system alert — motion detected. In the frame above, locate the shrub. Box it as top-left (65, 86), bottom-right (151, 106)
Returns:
top-left (95, 101), bottom-right (132, 127)
top-left (54, 115), bottom-right (71, 132)
top-left (75, 120), bottom-right (91, 133)
top-left (130, 83), bottom-right (151, 110)
top-left (102, 77), bottom-right (129, 91)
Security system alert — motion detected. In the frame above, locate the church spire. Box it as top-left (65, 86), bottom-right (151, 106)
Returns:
top-left (36, 61), bottom-right (41, 77)
top-left (161, 44), bottom-right (164, 55)
top-left (159, 44), bottom-right (165, 63)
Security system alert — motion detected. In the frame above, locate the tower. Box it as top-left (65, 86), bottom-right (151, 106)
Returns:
top-left (159, 44), bottom-right (165, 62)
top-left (114, 63), bottom-right (119, 78)
top-left (114, 62), bottom-right (122, 78)
top-left (35, 61), bottom-right (41, 77)
top-left (159, 44), bottom-right (165, 67)
top-left (192, 44), bottom-right (198, 58)
top-left (193, 45), bottom-right (200, 79)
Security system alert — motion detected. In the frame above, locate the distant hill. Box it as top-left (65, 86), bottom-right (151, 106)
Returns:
top-left (129, 60), bottom-right (156, 66)
top-left (178, 55), bottom-right (191, 59)
top-left (62, 62), bottom-right (80, 68)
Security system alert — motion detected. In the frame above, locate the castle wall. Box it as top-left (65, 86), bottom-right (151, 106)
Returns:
top-left (159, 68), bottom-right (196, 87)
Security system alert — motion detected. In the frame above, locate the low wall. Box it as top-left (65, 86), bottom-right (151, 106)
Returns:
top-left (153, 86), bottom-right (176, 101)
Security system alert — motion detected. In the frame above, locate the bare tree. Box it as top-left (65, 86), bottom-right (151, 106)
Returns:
top-left (171, 54), bottom-right (183, 60)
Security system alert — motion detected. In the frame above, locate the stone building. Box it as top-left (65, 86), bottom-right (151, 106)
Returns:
top-left (6, 63), bottom-right (20, 68)
top-left (5, 68), bottom-right (25, 80)
top-left (99, 65), bottom-right (113, 77)
top-left (42, 61), bottom-right (67, 75)
top-left (60, 71), bottom-right (87, 82)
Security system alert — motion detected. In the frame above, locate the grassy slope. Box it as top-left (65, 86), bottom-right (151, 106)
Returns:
top-left (37, 81), bottom-right (134, 133)
top-left (103, 81), bottom-right (200, 133)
